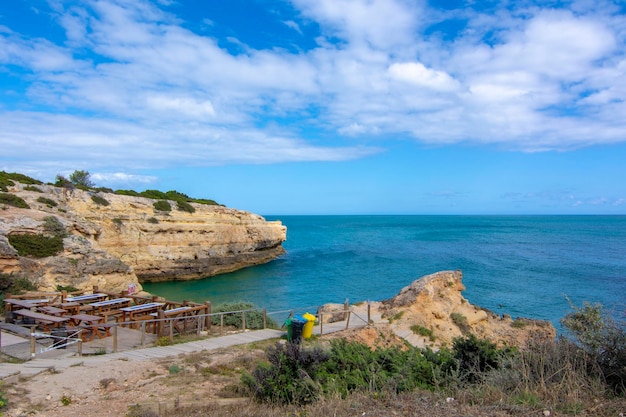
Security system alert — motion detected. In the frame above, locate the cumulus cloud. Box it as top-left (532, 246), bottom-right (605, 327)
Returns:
top-left (0, 0), bottom-right (625, 183)
top-left (388, 62), bottom-right (460, 91)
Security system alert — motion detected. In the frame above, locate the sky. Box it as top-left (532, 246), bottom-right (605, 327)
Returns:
top-left (1, 0), bottom-right (626, 215)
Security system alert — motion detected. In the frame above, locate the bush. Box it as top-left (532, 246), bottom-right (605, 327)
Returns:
top-left (176, 200), bottom-right (195, 213)
top-left (153, 200), bottom-right (172, 212)
top-left (37, 196), bottom-right (58, 207)
top-left (0, 274), bottom-right (37, 312)
top-left (42, 216), bottom-right (66, 237)
top-left (91, 194), bottom-right (110, 206)
top-left (0, 171), bottom-right (42, 187)
top-left (147, 217), bottom-right (159, 224)
top-left (0, 192), bottom-right (30, 209)
top-left (8, 233), bottom-right (64, 258)
top-left (24, 185), bottom-right (43, 193)
top-left (56, 284), bottom-right (80, 292)
top-left (451, 312), bottom-right (471, 334)
top-left (561, 301), bottom-right (626, 394)
top-left (452, 334), bottom-right (512, 384)
top-left (242, 341), bottom-right (329, 405)
top-left (411, 324), bottom-right (435, 341)
top-left (211, 302), bottom-right (274, 329)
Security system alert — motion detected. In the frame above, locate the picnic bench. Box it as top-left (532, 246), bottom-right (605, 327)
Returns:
top-left (65, 293), bottom-right (108, 304)
top-left (51, 302), bottom-right (81, 315)
top-left (87, 298), bottom-right (132, 316)
top-left (4, 299), bottom-right (49, 323)
top-left (12, 309), bottom-right (69, 332)
top-left (119, 302), bottom-right (165, 329)
top-left (38, 306), bottom-right (67, 317)
top-left (67, 314), bottom-right (111, 341)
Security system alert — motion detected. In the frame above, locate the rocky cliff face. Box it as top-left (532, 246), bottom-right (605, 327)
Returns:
top-left (380, 270), bottom-right (555, 348)
top-left (0, 182), bottom-right (286, 292)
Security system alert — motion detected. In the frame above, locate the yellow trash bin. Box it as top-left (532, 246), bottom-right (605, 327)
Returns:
top-left (302, 312), bottom-right (316, 339)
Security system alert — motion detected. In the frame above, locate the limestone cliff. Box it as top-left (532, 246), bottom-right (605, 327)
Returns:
top-left (379, 270), bottom-right (555, 348)
top-left (0, 182), bottom-right (286, 292)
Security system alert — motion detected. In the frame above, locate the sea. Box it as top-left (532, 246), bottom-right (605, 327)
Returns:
top-left (142, 215), bottom-right (626, 331)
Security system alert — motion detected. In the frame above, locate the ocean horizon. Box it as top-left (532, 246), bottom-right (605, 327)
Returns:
top-left (143, 215), bottom-right (626, 330)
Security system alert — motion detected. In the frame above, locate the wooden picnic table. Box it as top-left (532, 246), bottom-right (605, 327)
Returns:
top-left (12, 309), bottom-right (69, 332)
top-left (68, 313), bottom-right (111, 341)
top-left (119, 302), bottom-right (165, 328)
top-left (87, 298), bottom-right (132, 315)
top-left (51, 302), bottom-right (81, 315)
top-left (4, 298), bottom-right (48, 311)
top-left (65, 293), bottom-right (108, 304)
top-left (157, 306), bottom-right (194, 336)
top-left (38, 306), bottom-right (67, 316)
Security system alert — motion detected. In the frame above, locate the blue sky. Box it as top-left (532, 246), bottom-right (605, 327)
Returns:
top-left (1, 0), bottom-right (626, 215)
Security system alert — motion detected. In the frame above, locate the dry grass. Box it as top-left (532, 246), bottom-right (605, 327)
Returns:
top-left (140, 390), bottom-right (626, 417)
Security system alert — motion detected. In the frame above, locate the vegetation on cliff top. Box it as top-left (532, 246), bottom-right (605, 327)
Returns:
top-left (0, 170), bottom-right (220, 207)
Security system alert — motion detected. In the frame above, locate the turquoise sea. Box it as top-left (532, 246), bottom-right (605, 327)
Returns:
top-left (143, 216), bottom-right (626, 329)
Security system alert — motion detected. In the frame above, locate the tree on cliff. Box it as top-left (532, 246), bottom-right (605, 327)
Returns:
top-left (69, 170), bottom-right (94, 188)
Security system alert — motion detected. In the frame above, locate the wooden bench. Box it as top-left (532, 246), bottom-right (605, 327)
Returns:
top-left (0, 322), bottom-right (35, 338)
top-left (12, 309), bottom-right (69, 332)
top-left (66, 323), bottom-right (114, 342)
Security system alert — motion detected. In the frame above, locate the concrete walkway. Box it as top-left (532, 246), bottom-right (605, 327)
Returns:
top-left (0, 308), bottom-right (382, 382)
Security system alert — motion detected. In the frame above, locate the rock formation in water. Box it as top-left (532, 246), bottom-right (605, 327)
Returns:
top-left (0, 181), bottom-right (286, 293)
top-left (379, 270), bottom-right (556, 348)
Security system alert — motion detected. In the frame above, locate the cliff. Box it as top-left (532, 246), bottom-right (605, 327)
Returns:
top-left (0, 182), bottom-right (286, 292)
top-left (379, 270), bottom-right (555, 348)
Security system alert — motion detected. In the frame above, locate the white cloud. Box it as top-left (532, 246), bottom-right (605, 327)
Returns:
top-left (1, 0), bottom-right (626, 183)
top-left (283, 20), bottom-right (302, 34)
top-left (388, 62), bottom-right (460, 91)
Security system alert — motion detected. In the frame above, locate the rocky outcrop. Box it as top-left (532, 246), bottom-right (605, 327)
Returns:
top-left (380, 270), bottom-right (555, 348)
top-left (0, 182), bottom-right (286, 292)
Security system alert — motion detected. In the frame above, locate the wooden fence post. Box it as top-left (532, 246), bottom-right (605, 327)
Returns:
top-left (242, 311), bottom-right (246, 331)
top-left (205, 302), bottom-right (212, 332)
top-left (30, 326), bottom-right (36, 358)
top-left (113, 324), bottom-right (118, 353)
top-left (220, 313), bottom-right (224, 336)
top-left (263, 309), bottom-right (267, 329)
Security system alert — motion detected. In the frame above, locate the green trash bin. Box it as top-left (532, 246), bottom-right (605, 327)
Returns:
top-left (285, 317), bottom-right (293, 341)
top-left (285, 315), bottom-right (306, 343)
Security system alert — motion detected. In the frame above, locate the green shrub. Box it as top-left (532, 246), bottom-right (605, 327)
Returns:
top-left (411, 324), bottom-right (435, 341)
top-left (37, 196), bottom-right (58, 207)
top-left (176, 200), bottom-right (195, 213)
top-left (451, 312), bottom-right (471, 334)
top-left (8, 234), bottom-right (64, 258)
top-left (0, 274), bottom-right (36, 295)
top-left (42, 216), bottom-right (66, 237)
top-left (24, 185), bottom-right (43, 193)
top-left (242, 341), bottom-right (329, 405)
top-left (114, 189), bottom-right (140, 197)
top-left (91, 194), bottom-right (110, 206)
top-left (56, 284), bottom-right (80, 292)
top-left (0, 382), bottom-right (8, 410)
top-left (142, 189), bottom-right (169, 200)
top-left (211, 302), bottom-right (274, 329)
top-left (153, 200), bottom-right (171, 212)
top-left (561, 301), bottom-right (626, 394)
top-left (147, 217), bottom-right (159, 224)
top-left (0, 171), bottom-right (42, 186)
top-left (0, 192), bottom-right (30, 209)
top-left (244, 339), bottom-right (444, 406)
top-left (452, 334), bottom-right (513, 384)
